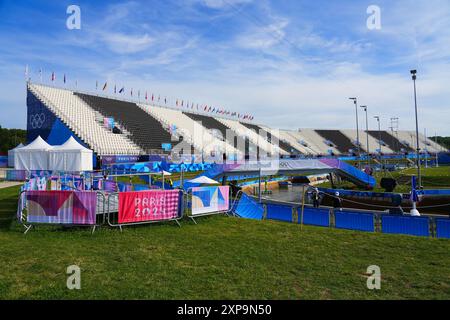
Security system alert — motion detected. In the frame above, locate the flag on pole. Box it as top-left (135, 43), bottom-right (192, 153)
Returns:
top-left (96, 81), bottom-right (98, 90)
top-left (114, 84), bottom-right (117, 94)
top-left (39, 68), bottom-right (42, 82)
top-left (119, 86), bottom-right (125, 94)
top-left (64, 74), bottom-right (66, 84)
top-left (145, 91), bottom-right (148, 100)
top-left (152, 94), bottom-right (154, 101)
top-left (164, 97), bottom-right (167, 105)
top-left (51, 72), bottom-right (55, 82)
top-left (103, 82), bottom-right (107, 91)
top-left (131, 88), bottom-right (133, 96)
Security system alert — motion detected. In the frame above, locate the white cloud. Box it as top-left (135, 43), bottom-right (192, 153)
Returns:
top-left (101, 33), bottom-right (154, 54)
top-left (202, 0), bottom-right (253, 9)
top-left (236, 18), bottom-right (289, 49)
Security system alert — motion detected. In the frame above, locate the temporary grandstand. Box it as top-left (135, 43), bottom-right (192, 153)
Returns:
top-left (26, 82), bottom-right (446, 159)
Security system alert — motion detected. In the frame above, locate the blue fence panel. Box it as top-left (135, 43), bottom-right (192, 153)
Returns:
top-left (266, 203), bottom-right (293, 223)
top-left (234, 194), bottom-right (264, 220)
top-left (335, 211), bottom-right (375, 232)
top-left (381, 215), bottom-right (430, 237)
top-left (436, 218), bottom-right (450, 239)
top-left (298, 207), bottom-right (330, 227)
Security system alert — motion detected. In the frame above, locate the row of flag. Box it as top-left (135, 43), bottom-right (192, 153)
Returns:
top-left (25, 67), bottom-right (255, 121)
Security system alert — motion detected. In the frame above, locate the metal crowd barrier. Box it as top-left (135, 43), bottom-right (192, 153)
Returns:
top-left (18, 190), bottom-right (106, 234)
top-left (230, 195), bottom-right (450, 239)
top-left (106, 190), bottom-right (184, 231)
top-left (186, 187), bottom-right (231, 224)
top-left (15, 186), bottom-right (450, 239)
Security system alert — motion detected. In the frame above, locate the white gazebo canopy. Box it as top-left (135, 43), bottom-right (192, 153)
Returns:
top-left (187, 176), bottom-right (219, 185)
top-left (48, 136), bottom-right (93, 172)
top-left (14, 136), bottom-right (52, 170)
top-left (8, 143), bottom-right (24, 167)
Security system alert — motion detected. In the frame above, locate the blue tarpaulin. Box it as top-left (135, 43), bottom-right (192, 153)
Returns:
top-left (266, 203), bottom-right (293, 222)
top-left (381, 215), bottom-right (430, 237)
top-left (233, 193), bottom-right (264, 220)
top-left (298, 207), bottom-right (330, 227)
top-left (436, 218), bottom-right (450, 239)
top-left (335, 210), bottom-right (375, 232)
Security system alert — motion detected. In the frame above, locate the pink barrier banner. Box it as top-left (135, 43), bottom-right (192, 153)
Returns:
top-left (26, 191), bottom-right (97, 225)
top-left (118, 190), bottom-right (182, 224)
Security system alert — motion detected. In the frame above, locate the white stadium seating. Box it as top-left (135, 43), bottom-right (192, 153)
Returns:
top-left (216, 118), bottom-right (289, 156)
top-left (137, 103), bottom-right (241, 157)
top-left (27, 83), bottom-right (447, 158)
top-left (28, 84), bottom-right (143, 155)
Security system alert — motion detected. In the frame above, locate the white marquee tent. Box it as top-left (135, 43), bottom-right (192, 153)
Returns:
top-left (14, 136), bottom-right (52, 171)
top-left (8, 143), bottom-right (24, 167)
top-left (48, 136), bottom-right (93, 171)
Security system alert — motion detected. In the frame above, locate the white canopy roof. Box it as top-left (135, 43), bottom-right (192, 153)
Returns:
top-left (20, 136), bottom-right (52, 151)
top-left (11, 143), bottom-right (25, 150)
top-left (14, 136), bottom-right (52, 170)
top-left (48, 136), bottom-right (93, 171)
top-left (8, 143), bottom-right (25, 167)
top-left (187, 176), bottom-right (219, 185)
top-left (50, 136), bottom-right (91, 152)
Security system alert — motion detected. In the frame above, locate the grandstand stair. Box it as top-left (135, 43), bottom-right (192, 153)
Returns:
top-left (75, 93), bottom-right (177, 154)
top-left (28, 84), bottom-right (143, 155)
top-left (368, 131), bottom-right (414, 153)
top-left (315, 130), bottom-right (359, 154)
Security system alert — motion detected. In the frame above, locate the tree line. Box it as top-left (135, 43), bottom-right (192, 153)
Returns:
top-left (0, 126), bottom-right (26, 154)
top-left (430, 136), bottom-right (450, 150)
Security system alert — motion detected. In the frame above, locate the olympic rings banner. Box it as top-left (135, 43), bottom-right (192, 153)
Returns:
top-left (191, 186), bottom-right (230, 216)
top-left (26, 191), bottom-right (97, 225)
top-left (118, 190), bottom-right (182, 224)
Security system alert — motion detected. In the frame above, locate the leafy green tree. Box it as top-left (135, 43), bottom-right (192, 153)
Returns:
top-left (0, 126), bottom-right (27, 154)
top-left (430, 136), bottom-right (450, 151)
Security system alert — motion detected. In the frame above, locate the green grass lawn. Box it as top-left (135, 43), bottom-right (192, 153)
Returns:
top-left (0, 185), bottom-right (449, 300)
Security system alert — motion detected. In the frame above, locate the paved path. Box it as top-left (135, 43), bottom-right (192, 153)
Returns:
top-left (0, 181), bottom-right (23, 189)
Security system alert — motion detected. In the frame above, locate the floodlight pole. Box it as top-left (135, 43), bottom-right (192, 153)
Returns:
top-left (361, 106), bottom-right (370, 168)
top-left (411, 70), bottom-right (422, 188)
top-left (374, 116), bottom-right (382, 155)
top-left (349, 98), bottom-right (360, 168)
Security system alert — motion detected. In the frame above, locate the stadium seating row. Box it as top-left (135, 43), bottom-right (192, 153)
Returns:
top-left (27, 83), bottom-right (446, 157)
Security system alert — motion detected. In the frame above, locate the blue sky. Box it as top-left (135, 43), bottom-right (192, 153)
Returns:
top-left (0, 0), bottom-right (449, 134)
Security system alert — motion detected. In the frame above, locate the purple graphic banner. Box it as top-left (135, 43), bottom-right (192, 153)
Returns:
top-left (26, 191), bottom-right (97, 225)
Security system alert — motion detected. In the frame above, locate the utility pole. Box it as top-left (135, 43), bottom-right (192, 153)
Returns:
top-left (374, 116), bottom-right (382, 155)
top-left (360, 106), bottom-right (370, 168)
top-left (349, 97), bottom-right (360, 168)
top-left (411, 70), bottom-right (422, 188)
